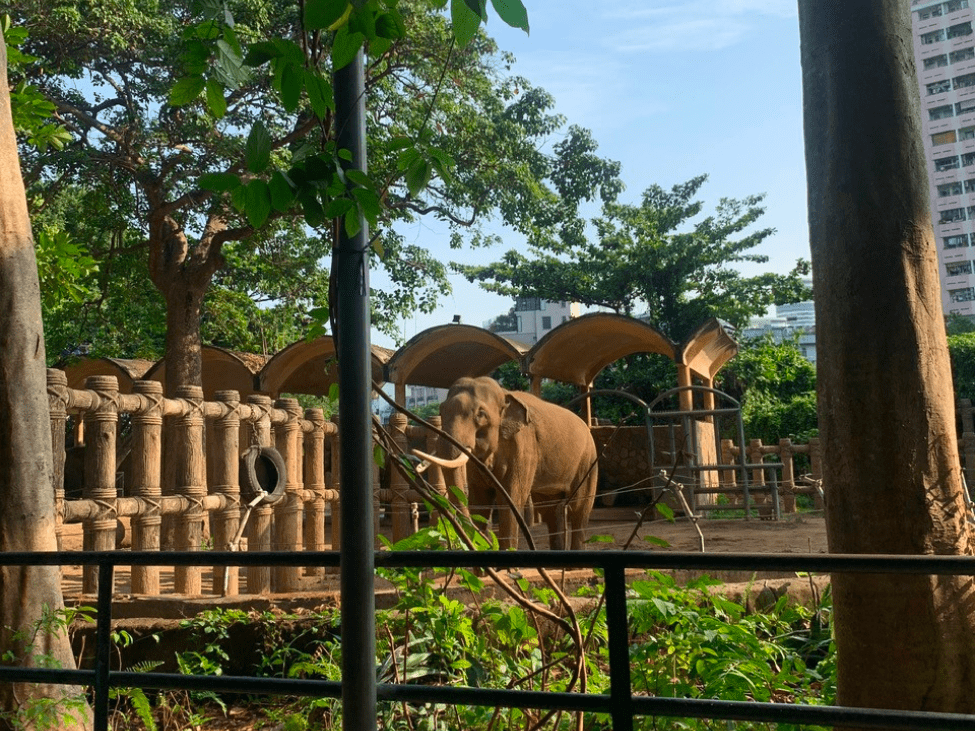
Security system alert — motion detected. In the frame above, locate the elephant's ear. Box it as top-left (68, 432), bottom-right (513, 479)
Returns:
top-left (500, 393), bottom-right (531, 440)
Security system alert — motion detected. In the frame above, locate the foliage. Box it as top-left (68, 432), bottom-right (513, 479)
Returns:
top-left (0, 605), bottom-right (89, 730)
top-left (66, 519), bottom-right (837, 730)
top-left (10, 0), bottom-right (620, 367)
top-left (719, 337), bottom-right (818, 444)
top-left (949, 332), bottom-right (975, 403)
top-left (946, 313), bottom-right (975, 336)
top-left (457, 175), bottom-right (810, 341)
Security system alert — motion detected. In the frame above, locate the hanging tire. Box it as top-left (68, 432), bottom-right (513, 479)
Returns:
top-left (239, 445), bottom-right (287, 505)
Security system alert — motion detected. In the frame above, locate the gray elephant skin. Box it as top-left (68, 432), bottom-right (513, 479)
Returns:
top-left (414, 377), bottom-right (598, 550)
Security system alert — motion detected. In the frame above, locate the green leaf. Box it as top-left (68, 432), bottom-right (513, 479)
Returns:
top-left (332, 26), bottom-right (365, 70)
top-left (243, 40), bottom-right (279, 66)
top-left (324, 197), bottom-right (355, 218)
top-left (245, 179), bottom-right (272, 228)
top-left (279, 62), bottom-right (302, 112)
top-left (198, 172), bottom-right (241, 193)
top-left (351, 187), bottom-right (381, 224)
top-left (375, 11), bottom-right (406, 39)
top-left (345, 168), bottom-right (370, 187)
top-left (268, 171), bottom-right (295, 212)
top-left (230, 184), bottom-right (248, 212)
top-left (298, 190), bottom-right (325, 227)
top-left (490, 0), bottom-right (529, 32)
top-left (657, 503), bottom-right (675, 522)
top-left (214, 38), bottom-right (248, 89)
top-left (586, 534), bottom-right (614, 544)
top-left (304, 69), bottom-right (334, 118)
top-left (450, 0), bottom-right (482, 47)
top-left (405, 157), bottom-right (432, 197)
top-left (344, 209), bottom-right (362, 238)
top-left (305, 0), bottom-right (351, 30)
top-left (205, 79), bottom-right (227, 119)
top-left (642, 535), bottom-right (671, 548)
top-left (245, 121), bottom-right (272, 174)
top-left (169, 75), bottom-right (205, 106)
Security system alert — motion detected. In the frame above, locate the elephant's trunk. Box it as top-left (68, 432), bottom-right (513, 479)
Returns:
top-left (412, 447), bottom-right (470, 470)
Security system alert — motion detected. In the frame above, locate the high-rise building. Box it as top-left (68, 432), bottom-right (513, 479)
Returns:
top-left (911, 0), bottom-right (975, 316)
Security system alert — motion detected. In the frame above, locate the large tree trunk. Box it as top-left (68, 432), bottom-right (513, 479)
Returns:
top-left (0, 44), bottom-right (91, 729)
top-left (799, 1), bottom-right (975, 723)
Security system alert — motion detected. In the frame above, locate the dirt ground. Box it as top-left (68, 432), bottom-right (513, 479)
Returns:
top-left (58, 508), bottom-right (828, 604)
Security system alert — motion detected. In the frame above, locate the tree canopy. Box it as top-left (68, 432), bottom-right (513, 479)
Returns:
top-left (456, 174), bottom-right (810, 340)
top-left (9, 0), bottom-right (620, 386)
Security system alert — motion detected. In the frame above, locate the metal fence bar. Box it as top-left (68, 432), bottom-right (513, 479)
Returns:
top-left (604, 564), bottom-right (633, 731)
top-left (3, 550), bottom-right (975, 730)
top-left (94, 562), bottom-right (113, 731)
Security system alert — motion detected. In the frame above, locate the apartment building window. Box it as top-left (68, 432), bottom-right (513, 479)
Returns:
top-left (936, 155), bottom-right (961, 170)
top-left (950, 287), bottom-right (975, 302)
top-left (966, 178), bottom-right (975, 192)
top-left (945, 233), bottom-right (970, 248)
top-left (958, 99), bottom-right (975, 115)
top-left (926, 54), bottom-right (950, 70)
top-left (940, 207), bottom-right (967, 222)
top-left (929, 79), bottom-right (953, 94)
top-left (947, 261), bottom-right (974, 276)
top-left (919, 3), bottom-right (944, 17)
top-left (934, 130), bottom-right (958, 145)
top-left (939, 181), bottom-right (964, 196)
top-left (948, 21), bottom-right (974, 39)
top-left (947, 0), bottom-right (971, 12)
top-left (541, 316), bottom-right (552, 330)
top-left (967, 204), bottom-right (975, 218)
top-left (955, 72), bottom-right (975, 89)
top-left (931, 104), bottom-right (956, 121)
top-left (962, 126), bottom-right (975, 140)
top-left (963, 151), bottom-right (975, 165)
top-left (923, 29), bottom-right (947, 44)
top-left (952, 46), bottom-right (975, 63)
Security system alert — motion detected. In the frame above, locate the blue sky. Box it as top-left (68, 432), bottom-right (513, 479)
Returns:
top-left (372, 0), bottom-right (806, 348)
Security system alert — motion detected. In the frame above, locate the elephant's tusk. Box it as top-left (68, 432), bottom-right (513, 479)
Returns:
top-left (411, 448), bottom-right (470, 470)
top-left (415, 459), bottom-right (430, 474)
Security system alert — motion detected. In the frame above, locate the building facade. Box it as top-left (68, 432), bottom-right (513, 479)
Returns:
top-left (485, 298), bottom-right (581, 346)
top-left (741, 296), bottom-right (817, 364)
top-left (911, 0), bottom-right (975, 315)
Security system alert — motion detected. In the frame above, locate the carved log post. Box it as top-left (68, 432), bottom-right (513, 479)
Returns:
top-left (720, 438), bottom-right (736, 489)
top-left (329, 416), bottom-right (341, 554)
top-left (749, 438), bottom-right (770, 518)
top-left (273, 398), bottom-right (303, 592)
top-left (964, 432), bottom-right (975, 498)
top-left (130, 380), bottom-right (164, 595)
top-left (174, 385), bottom-right (206, 595)
top-left (425, 415), bottom-right (447, 527)
top-left (83, 375), bottom-right (119, 594)
top-left (809, 436), bottom-right (824, 510)
top-left (303, 408), bottom-right (327, 577)
top-left (211, 390), bottom-right (240, 596)
top-left (779, 438), bottom-right (796, 514)
top-left (47, 370), bottom-right (68, 551)
top-left (372, 432), bottom-right (382, 550)
top-left (389, 413), bottom-right (411, 542)
top-left (962, 399), bottom-right (975, 436)
top-left (247, 394), bottom-right (273, 594)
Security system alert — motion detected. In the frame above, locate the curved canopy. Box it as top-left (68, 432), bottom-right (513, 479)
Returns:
top-left (678, 318), bottom-right (739, 381)
top-left (259, 337), bottom-right (392, 397)
top-left (385, 324), bottom-right (528, 389)
top-left (60, 357), bottom-right (155, 393)
top-left (146, 346), bottom-right (266, 400)
top-left (524, 313), bottom-right (677, 387)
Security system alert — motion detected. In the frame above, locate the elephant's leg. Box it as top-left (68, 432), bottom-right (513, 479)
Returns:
top-left (497, 505), bottom-right (521, 550)
top-left (538, 503), bottom-right (568, 550)
top-left (567, 477), bottom-right (597, 550)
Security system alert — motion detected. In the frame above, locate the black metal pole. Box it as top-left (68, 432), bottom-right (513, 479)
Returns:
top-left (333, 49), bottom-right (377, 731)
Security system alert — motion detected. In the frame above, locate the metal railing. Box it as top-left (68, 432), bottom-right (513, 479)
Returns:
top-left (1, 550), bottom-right (975, 731)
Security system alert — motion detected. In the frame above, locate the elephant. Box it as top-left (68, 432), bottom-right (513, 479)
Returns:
top-left (412, 376), bottom-right (598, 550)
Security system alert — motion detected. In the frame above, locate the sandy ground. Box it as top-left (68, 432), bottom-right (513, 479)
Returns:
top-left (58, 508), bottom-right (828, 605)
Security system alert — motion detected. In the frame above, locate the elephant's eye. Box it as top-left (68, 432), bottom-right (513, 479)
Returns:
top-left (474, 410), bottom-right (488, 426)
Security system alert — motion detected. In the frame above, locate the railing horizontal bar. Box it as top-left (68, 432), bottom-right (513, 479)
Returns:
top-left (630, 696), bottom-right (975, 731)
top-left (1, 667), bottom-right (971, 731)
top-left (3, 551), bottom-right (975, 575)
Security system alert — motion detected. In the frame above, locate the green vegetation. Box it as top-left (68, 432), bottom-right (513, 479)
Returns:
top-left (456, 174), bottom-right (810, 341)
top-left (64, 522), bottom-right (836, 731)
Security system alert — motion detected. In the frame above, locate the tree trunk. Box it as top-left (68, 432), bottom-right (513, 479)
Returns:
top-left (0, 44), bottom-right (91, 730)
top-left (799, 1), bottom-right (975, 723)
